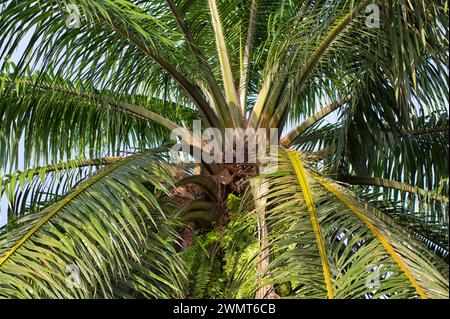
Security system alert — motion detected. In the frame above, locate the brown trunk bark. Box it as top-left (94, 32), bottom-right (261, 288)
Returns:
top-left (251, 178), bottom-right (278, 299)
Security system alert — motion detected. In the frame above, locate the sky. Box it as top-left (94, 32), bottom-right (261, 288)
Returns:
top-left (0, 28), bottom-right (33, 227)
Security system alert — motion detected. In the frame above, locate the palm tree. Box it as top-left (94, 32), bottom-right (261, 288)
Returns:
top-left (0, 0), bottom-right (448, 299)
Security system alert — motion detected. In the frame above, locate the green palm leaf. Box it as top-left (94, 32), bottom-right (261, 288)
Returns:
top-left (255, 149), bottom-right (448, 298)
top-left (0, 149), bottom-right (188, 298)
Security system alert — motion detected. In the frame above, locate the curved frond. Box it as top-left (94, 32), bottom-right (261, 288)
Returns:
top-left (287, 149), bottom-right (334, 298)
top-left (1, 157), bottom-right (119, 226)
top-left (0, 149), bottom-right (188, 298)
top-left (255, 148), bottom-right (448, 299)
top-left (0, 67), bottom-right (196, 169)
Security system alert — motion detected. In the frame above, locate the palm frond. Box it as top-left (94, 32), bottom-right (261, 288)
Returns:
top-left (355, 187), bottom-right (449, 261)
top-left (254, 148), bottom-right (448, 298)
top-left (207, 0), bottom-right (240, 121)
top-left (0, 0), bottom-right (221, 129)
top-left (0, 157), bottom-right (119, 227)
top-left (287, 149), bottom-right (334, 298)
top-left (0, 67), bottom-right (196, 170)
top-left (0, 149), bottom-right (188, 298)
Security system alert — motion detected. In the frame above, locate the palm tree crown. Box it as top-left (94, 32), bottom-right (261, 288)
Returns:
top-left (0, 0), bottom-right (448, 298)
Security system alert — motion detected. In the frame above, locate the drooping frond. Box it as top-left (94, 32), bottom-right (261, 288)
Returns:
top-left (287, 149), bottom-right (334, 298)
top-left (254, 148), bottom-right (448, 299)
top-left (0, 66), bottom-right (197, 170)
top-left (0, 0), bottom-right (222, 129)
top-left (0, 149), bottom-right (188, 298)
top-left (0, 157), bottom-right (119, 227)
top-left (290, 110), bottom-right (449, 259)
top-left (355, 187), bottom-right (449, 261)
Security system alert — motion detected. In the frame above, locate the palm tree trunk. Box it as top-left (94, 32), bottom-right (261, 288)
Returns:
top-left (251, 178), bottom-right (277, 299)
